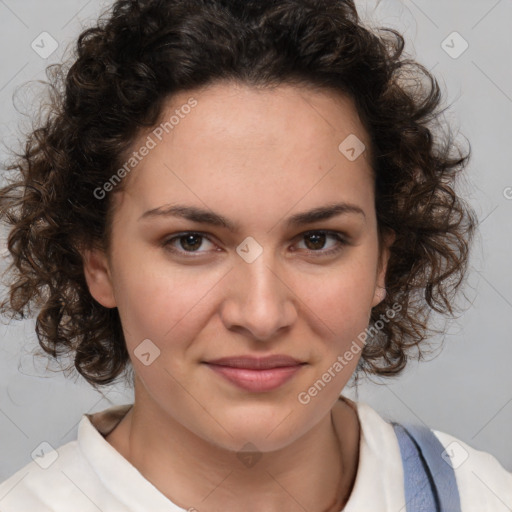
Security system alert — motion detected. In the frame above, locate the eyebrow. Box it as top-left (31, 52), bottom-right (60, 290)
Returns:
top-left (138, 201), bottom-right (366, 232)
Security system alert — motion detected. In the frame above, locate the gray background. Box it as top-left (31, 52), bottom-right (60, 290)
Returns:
top-left (0, 0), bottom-right (511, 481)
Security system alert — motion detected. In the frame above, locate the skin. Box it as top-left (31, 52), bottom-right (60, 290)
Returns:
top-left (82, 81), bottom-right (395, 512)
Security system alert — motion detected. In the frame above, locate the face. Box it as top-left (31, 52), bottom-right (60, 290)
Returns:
top-left (83, 81), bottom-right (394, 453)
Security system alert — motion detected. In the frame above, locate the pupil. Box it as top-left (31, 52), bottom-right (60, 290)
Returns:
top-left (306, 233), bottom-right (325, 250)
top-left (182, 234), bottom-right (202, 251)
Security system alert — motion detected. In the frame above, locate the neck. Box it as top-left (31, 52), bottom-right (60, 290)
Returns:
top-left (106, 392), bottom-right (360, 512)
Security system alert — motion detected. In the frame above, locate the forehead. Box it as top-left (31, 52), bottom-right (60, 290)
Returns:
top-left (113, 81), bottom-right (375, 224)
top-left (160, 81), bottom-right (372, 160)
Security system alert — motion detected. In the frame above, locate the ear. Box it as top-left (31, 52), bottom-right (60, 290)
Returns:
top-left (81, 247), bottom-right (117, 308)
top-left (371, 229), bottom-right (396, 308)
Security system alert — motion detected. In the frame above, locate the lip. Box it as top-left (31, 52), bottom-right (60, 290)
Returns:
top-left (204, 355), bottom-right (304, 370)
top-left (204, 363), bottom-right (305, 392)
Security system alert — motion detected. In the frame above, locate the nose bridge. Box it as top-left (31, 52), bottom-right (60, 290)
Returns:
top-left (241, 249), bottom-right (282, 302)
top-left (223, 237), bottom-right (296, 339)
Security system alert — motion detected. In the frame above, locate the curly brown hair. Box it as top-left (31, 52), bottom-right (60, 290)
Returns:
top-left (0, 0), bottom-right (477, 391)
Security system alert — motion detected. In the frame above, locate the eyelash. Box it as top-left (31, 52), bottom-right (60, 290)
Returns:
top-left (161, 230), bottom-right (348, 258)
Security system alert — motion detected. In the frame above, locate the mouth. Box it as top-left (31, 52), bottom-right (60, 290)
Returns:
top-left (203, 360), bottom-right (306, 393)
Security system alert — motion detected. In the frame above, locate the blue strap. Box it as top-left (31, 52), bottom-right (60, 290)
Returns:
top-left (392, 422), bottom-right (462, 512)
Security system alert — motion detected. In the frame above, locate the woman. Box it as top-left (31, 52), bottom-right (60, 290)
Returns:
top-left (0, 0), bottom-right (510, 511)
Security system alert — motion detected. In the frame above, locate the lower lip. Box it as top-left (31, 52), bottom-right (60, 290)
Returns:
top-left (204, 363), bottom-right (304, 392)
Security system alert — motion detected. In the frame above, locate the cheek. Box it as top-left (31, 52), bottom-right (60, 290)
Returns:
top-left (112, 253), bottom-right (227, 349)
top-left (293, 256), bottom-right (377, 333)
top-left (293, 270), bottom-right (373, 388)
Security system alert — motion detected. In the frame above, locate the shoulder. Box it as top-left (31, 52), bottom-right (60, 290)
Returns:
top-left (352, 399), bottom-right (512, 511)
top-left (431, 429), bottom-right (512, 511)
top-left (0, 429), bottom-right (103, 511)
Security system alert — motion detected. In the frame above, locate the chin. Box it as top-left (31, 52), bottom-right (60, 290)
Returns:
top-left (206, 416), bottom-right (305, 454)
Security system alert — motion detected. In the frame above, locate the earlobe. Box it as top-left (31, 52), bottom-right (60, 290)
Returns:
top-left (82, 247), bottom-right (117, 308)
top-left (372, 286), bottom-right (387, 306)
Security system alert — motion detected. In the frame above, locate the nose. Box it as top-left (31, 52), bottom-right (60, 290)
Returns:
top-left (219, 250), bottom-right (298, 341)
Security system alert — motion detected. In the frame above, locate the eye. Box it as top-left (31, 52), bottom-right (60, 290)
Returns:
top-left (162, 232), bottom-right (217, 255)
top-left (294, 230), bottom-right (348, 257)
top-left (162, 230), bottom-right (348, 258)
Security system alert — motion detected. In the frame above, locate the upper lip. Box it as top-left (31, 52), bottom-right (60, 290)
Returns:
top-left (204, 355), bottom-right (304, 370)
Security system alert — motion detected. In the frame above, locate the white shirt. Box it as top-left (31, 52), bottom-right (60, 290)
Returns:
top-left (1, 399), bottom-right (511, 511)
